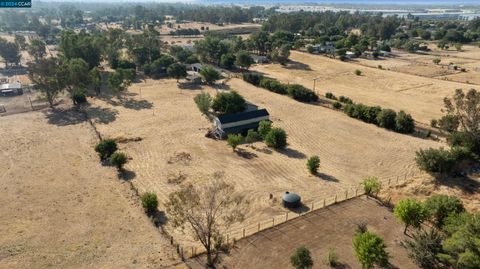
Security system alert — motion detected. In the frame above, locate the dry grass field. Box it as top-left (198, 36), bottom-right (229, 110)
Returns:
top-left (252, 50), bottom-right (479, 124)
top-left (0, 110), bottom-right (180, 269)
top-left (84, 77), bottom-right (441, 248)
top-left (188, 196), bottom-right (418, 269)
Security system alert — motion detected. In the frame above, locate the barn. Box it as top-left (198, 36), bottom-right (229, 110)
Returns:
top-left (213, 108), bottom-right (269, 139)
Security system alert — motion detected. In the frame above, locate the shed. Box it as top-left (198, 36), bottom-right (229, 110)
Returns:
top-left (188, 63), bottom-right (204, 73)
top-left (213, 108), bottom-right (269, 139)
top-left (0, 82), bottom-right (23, 96)
top-left (282, 191), bottom-right (301, 208)
top-left (251, 55), bottom-right (269, 64)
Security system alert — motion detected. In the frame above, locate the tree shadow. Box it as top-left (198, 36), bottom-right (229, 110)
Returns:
top-left (284, 60), bottom-right (312, 71)
top-left (253, 146), bottom-right (272, 155)
top-left (84, 106), bottom-right (118, 124)
top-left (122, 98), bottom-right (153, 110)
top-left (434, 174), bottom-right (480, 194)
top-left (314, 172), bottom-right (339, 182)
top-left (235, 148), bottom-right (258, 159)
top-left (279, 147), bottom-right (306, 159)
top-left (178, 82), bottom-right (203, 90)
top-left (44, 107), bottom-right (87, 126)
top-left (119, 169), bottom-right (136, 181)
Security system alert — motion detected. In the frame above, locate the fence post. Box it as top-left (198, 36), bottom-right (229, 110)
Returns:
top-left (191, 246), bottom-right (194, 257)
top-left (258, 223), bottom-right (260, 232)
top-left (170, 236), bottom-right (173, 245)
top-left (311, 202), bottom-right (314, 210)
top-left (226, 234), bottom-right (229, 244)
top-left (272, 218), bottom-right (275, 226)
top-left (355, 188), bottom-right (358, 196)
top-left (286, 212), bottom-right (289, 221)
top-left (243, 228), bottom-right (245, 238)
top-left (334, 195), bottom-right (337, 203)
top-left (396, 175), bottom-right (399, 183)
top-left (323, 199), bottom-right (326, 207)
top-left (345, 190), bottom-right (348, 199)
top-left (388, 178), bottom-right (391, 185)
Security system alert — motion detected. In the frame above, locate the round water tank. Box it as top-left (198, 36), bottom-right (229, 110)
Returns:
top-left (282, 191), bottom-right (301, 208)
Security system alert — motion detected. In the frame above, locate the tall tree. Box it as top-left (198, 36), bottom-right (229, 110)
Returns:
top-left (0, 38), bottom-right (21, 68)
top-left (27, 58), bottom-right (65, 107)
top-left (27, 39), bottom-right (46, 62)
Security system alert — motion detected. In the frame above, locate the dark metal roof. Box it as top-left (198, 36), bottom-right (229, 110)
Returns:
top-left (223, 122), bottom-right (261, 135)
top-left (217, 109), bottom-right (269, 124)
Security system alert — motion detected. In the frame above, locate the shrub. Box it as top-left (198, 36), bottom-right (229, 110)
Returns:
top-left (260, 78), bottom-right (288, 94)
top-left (306, 45), bottom-right (315, 54)
top-left (402, 229), bottom-right (445, 269)
top-left (332, 101), bottom-right (342, 109)
top-left (220, 53), bottom-right (236, 69)
top-left (227, 134), bottom-right (243, 151)
top-left (245, 129), bottom-right (260, 143)
top-left (290, 246), bottom-right (314, 269)
top-left (287, 84), bottom-right (318, 102)
top-left (395, 111), bottom-right (415, 133)
top-left (194, 92), bottom-right (211, 115)
top-left (326, 248), bottom-right (338, 267)
top-left (433, 58), bottom-right (441, 65)
top-left (71, 90), bottom-right (87, 105)
top-left (447, 131), bottom-right (480, 156)
top-left (361, 176), bottom-right (381, 197)
top-left (325, 92), bottom-right (336, 100)
top-left (242, 72), bottom-right (264, 86)
top-left (211, 91), bottom-right (246, 115)
top-left (355, 69), bottom-right (362, 76)
top-left (394, 198), bottom-right (428, 234)
top-left (376, 109), bottom-right (397, 130)
top-left (438, 115), bottom-right (459, 133)
top-left (306, 156), bottom-right (320, 174)
top-left (109, 152), bottom-right (128, 171)
top-left (258, 120), bottom-right (272, 139)
top-left (95, 139), bottom-right (118, 160)
top-left (338, 96), bottom-right (353, 104)
top-left (415, 147), bottom-right (471, 174)
top-left (424, 195), bottom-right (465, 228)
top-left (353, 231), bottom-right (389, 269)
top-left (265, 128), bottom-right (287, 149)
top-left (430, 119), bottom-right (438, 128)
top-left (199, 65), bottom-right (220, 84)
top-left (141, 192), bottom-right (158, 214)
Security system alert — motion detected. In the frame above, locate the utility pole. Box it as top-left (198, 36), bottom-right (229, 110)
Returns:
top-left (312, 77), bottom-right (321, 93)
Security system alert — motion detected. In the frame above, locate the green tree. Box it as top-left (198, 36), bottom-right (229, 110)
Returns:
top-left (258, 120), bottom-right (272, 139)
top-left (361, 176), bottom-right (381, 197)
top-left (89, 67), bottom-right (102, 96)
top-left (64, 58), bottom-right (90, 101)
top-left (194, 92), bottom-right (211, 116)
top-left (245, 129), bottom-right (260, 143)
top-left (424, 195), bottom-right (465, 229)
top-left (270, 44), bottom-right (290, 65)
top-left (235, 50), bottom-right (253, 70)
top-left (306, 156), bottom-right (320, 174)
top-left (402, 229), bottom-right (445, 269)
top-left (108, 68), bottom-right (135, 91)
top-left (227, 134), bottom-right (243, 151)
top-left (167, 63), bottom-right (187, 82)
top-left (290, 246), bottom-right (313, 269)
top-left (94, 139), bottom-right (118, 160)
top-left (438, 115), bottom-right (460, 133)
top-left (395, 111), bottom-right (415, 133)
top-left (220, 53), bottom-right (236, 69)
top-left (109, 152), bottom-right (128, 171)
top-left (141, 192), bottom-right (159, 214)
top-left (199, 65), bottom-right (220, 84)
top-left (265, 128), bottom-right (287, 149)
top-left (27, 39), bottom-right (46, 62)
top-left (376, 109), bottom-right (397, 130)
top-left (394, 199), bottom-right (428, 234)
top-left (14, 34), bottom-right (26, 50)
top-left (0, 38), bottom-right (21, 68)
top-left (27, 58), bottom-right (65, 107)
top-left (211, 91), bottom-right (246, 115)
top-left (353, 231), bottom-right (389, 269)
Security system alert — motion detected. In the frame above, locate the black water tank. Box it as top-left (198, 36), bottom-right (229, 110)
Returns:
top-left (282, 191), bottom-right (301, 208)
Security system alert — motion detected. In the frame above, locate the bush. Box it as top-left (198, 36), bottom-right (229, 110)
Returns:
top-left (290, 246), bottom-right (314, 269)
top-left (199, 65), bottom-right (220, 84)
top-left (430, 119), bottom-right (438, 128)
top-left (332, 101), bottom-right (342, 109)
top-left (287, 84), bottom-right (318, 102)
top-left (447, 131), bottom-right (480, 156)
top-left (394, 199), bottom-right (428, 234)
top-left (71, 90), bottom-right (87, 105)
top-left (306, 45), bottom-right (315, 54)
top-left (194, 92), bottom-right (212, 116)
top-left (376, 109), bottom-right (397, 130)
top-left (95, 139), bottom-right (118, 160)
top-left (354, 69), bottom-right (362, 76)
top-left (260, 78), bottom-right (288, 94)
top-left (415, 147), bottom-right (471, 174)
top-left (258, 120), bottom-right (272, 139)
top-left (395, 111), bottom-right (415, 133)
top-left (227, 134), bottom-right (243, 151)
top-left (353, 231), bottom-right (389, 269)
top-left (361, 176), bottom-right (381, 197)
top-left (326, 248), bottom-right (338, 267)
top-left (265, 128), bottom-right (287, 149)
top-left (402, 229), bottom-right (445, 269)
top-left (141, 192), bottom-right (158, 214)
top-left (338, 96), bottom-right (353, 104)
top-left (424, 195), bottom-right (465, 228)
top-left (245, 129), bottom-right (260, 143)
top-left (220, 53), bottom-right (236, 69)
top-left (325, 92), bottom-right (337, 100)
top-left (306, 156), bottom-right (320, 174)
top-left (211, 91), bottom-right (246, 115)
top-left (438, 115), bottom-right (459, 133)
top-left (109, 152), bottom-right (128, 171)
top-left (242, 72), bottom-right (264, 86)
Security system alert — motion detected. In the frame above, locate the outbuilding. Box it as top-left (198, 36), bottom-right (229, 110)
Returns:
top-left (282, 191), bottom-right (301, 208)
top-left (0, 82), bottom-right (23, 97)
top-left (251, 55), bottom-right (269, 64)
top-left (213, 108), bottom-right (269, 139)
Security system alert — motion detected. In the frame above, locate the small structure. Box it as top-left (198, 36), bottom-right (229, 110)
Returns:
top-left (188, 63), bottom-right (204, 73)
top-left (379, 50), bottom-right (391, 57)
top-left (311, 44), bottom-right (335, 54)
top-left (345, 51), bottom-right (357, 59)
top-left (213, 108), bottom-right (269, 139)
top-left (282, 191), bottom-right (301, 208)
top-left (251, 55), bottom-right (269, 64)
top-left (0, 82), bottom-right (23, 97)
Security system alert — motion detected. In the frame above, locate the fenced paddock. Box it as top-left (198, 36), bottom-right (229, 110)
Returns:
top-left (167, 171), bottom-right (421, 260)
top-left (0, 89), bottom-right (51, 116)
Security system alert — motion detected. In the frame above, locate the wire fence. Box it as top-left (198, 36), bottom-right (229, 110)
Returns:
top-left (166, 170), bottom-right (422, 260)
top-left (0, 88), bottom-right (52, 116)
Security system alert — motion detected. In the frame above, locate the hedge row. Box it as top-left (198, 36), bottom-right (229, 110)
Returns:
top-left (243, 73), bottom-right (318, 102)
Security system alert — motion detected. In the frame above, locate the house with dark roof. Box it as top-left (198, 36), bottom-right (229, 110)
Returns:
top-left (213, 108), bottom-right (270, 139)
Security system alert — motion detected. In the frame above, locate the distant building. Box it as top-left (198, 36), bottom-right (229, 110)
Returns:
top-left (311, 44), bottom-right (335, 54)
top-left (188, 63), bottom-right (204, 73)
top-left (213, 108), bottom-right (270, 139)
top-left (0, 82), bottom-right (23, 96)
top-left (345, 51), bottom-right (357, 59)
top-left (251, 55), bottom-right (269, 64)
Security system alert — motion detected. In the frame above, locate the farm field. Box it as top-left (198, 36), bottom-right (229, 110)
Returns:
top-left (252, 50), bottom-right (479, 124)
top-left (0, 111), bottom-right (180, 269)
top-left (187, 196), bottom-right (418, 269)
top-left (85, 77), bottom-right (441, 248)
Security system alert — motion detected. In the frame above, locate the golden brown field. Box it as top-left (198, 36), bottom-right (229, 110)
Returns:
top-left (84, 77), bottom-right (441, 248)
top-left (252, 50), bottom-right (479, 124)
top-left (0, 111), bottom-right (180, 268)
